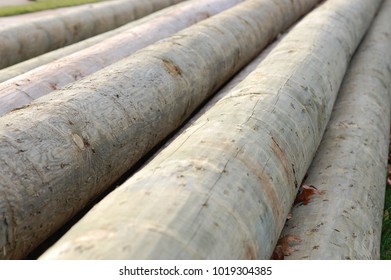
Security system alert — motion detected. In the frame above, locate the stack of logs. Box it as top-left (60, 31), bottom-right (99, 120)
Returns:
top-left (0, 0), bottom-right (390, 260)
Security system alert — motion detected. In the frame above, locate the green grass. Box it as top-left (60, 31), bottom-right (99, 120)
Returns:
top-left (381, 185), bottom-right (391, 259)
top-left (380, 144), bottom-right (391, 259)
top-left (0, 0), bottom-right (106, 16)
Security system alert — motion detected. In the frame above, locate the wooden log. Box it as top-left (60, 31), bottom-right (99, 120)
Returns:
top-left (0, 0), bottom-right (204, 83)
top-left (0, 0), bottom-right (184, 69)
top-left (278, 0), bottom-right (391, 260)
top-left (39, 0), bottom-right (382, 259)
top-left (169, 30), bottom-right (289, 133)
top-left (0, 0), bottom-right (245, 116)
top-left (0, 0), bottom-right (319, 260)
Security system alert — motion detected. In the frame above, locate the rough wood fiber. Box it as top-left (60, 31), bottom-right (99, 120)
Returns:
top-left (168, 31), bottom-right (287, 134)
top-left (39, 0), bottom-right (382, 259)
top-left (279, 0), bottom-right (391, 260)
top-left (0, 0), bottom-right (184, 69)
top-left (0, 0), bottom-right (319, 260)
top-left (0, 0), bottom-right (212, 83)
top-left (0, 0), bottom-right (244, 116)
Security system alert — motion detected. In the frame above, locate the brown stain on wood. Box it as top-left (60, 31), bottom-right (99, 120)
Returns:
top-left (235, 145), bottom-right (283, 221)
top-left (193, 11), bottom-right (211, 23)
top-left (196, 137), bottom-right (283, 227)
top-left (245, 244), bottom-right (257, 260)
top-left (162, 59), bottom-right (181, 76)
top-left (49, 83), bottom-right (57, 90)
top-left (73, 24), bottom-right (81, 37)
top-left (270, 136), bottom-right (295, 189)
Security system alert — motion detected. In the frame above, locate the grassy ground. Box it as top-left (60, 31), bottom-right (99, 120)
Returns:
top-left (380, 138), bottom-right (391, 259)
top-left (381, 184), bottom-right (391, 259)
top-left (0, 0), bottom-right (106, 16)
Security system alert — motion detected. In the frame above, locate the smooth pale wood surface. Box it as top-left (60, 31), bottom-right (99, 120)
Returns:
top-left (39, 0), bottom-right (382, 259)
top-left (0, 0), bottom-right (319, 260)
top-left (0, 0), bottom-right (184, 69)
top-left (0, 0), bottom-right (229, 83)
top-left (0, 0), bottom-right (245, 116)
top-left (280, 0), bottom-right (391, 260)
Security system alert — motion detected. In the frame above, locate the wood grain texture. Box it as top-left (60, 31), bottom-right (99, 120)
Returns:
top-left (39, 0), bottom-right (381, 259)
top-left (0, 0), bottom-right (319, 260)
top-left (0, 0), bottom-right (245, 116)
top-left (0, 0), bottom-right (200, 83)
top-left (280, 0), bottom-right (391, 260)
top-left (0, 0), bottom-right (184, 69)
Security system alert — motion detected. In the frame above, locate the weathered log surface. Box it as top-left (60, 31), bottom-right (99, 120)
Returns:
top-left (0, 0), bottom-right (319, 259)
top-left (0, 0), bottom-right (244, 116)
top-left (0, 0), bottom-right (184, 69)
top-left (39, 0), bottom-right (381, 259)
top-left (0, 0), bottom-right (212, 83)
top-left (279, 0), bottom-right (391, 260)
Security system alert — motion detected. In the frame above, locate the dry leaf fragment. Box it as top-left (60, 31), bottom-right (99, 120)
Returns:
top-left (294, 184), bottom-right (325, 205)
top-left (271, 245), bottom-right (284, 260)
top-left (271, 235), bottom-right (302, 260)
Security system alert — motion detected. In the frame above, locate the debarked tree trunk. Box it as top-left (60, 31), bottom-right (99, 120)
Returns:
top-left (0, 0), bottom-right (319, 260)
top-left (39, 0), bottom-right (382, 259)
top-left (0, 0), bottom-right (219, 83)
top-left (279, 0), bottom-right (391, 260)
top-left (0, 0), bottom-right (184, 69)
top-left (0, 0), bottom-right (245, 116)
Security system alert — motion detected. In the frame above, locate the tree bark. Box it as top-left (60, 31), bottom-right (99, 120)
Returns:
top-left (39, 0), bottom-right (381, 259)
top-left (0, 0), bottom-right (184, 69)
top-left (0, 0), bottom-right (319, 260)
top-left (279, 0), bottom-right (391, 260)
